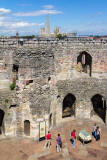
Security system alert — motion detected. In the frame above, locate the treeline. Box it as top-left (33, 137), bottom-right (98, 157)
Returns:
top-left (18, 35), bottom-right (35, 39)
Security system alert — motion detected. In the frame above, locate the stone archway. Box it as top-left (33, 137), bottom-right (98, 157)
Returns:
top-left (91, 94), bottom-right (106, 123)
top-left (77, 51), bottom-right (92, 76)
top-left (62, 93), bottom-right (76, 118)
top-left (0, 109), bottom-right (5, 135)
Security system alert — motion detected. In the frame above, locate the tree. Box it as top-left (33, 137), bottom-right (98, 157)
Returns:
top-left (56, 34), bottom-right (67, 39)
top-left (19, 35), bottom-right (35, 39)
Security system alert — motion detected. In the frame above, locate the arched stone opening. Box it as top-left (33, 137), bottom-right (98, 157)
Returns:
top-left (62, 93), bottom-right (76, 118)
top-left (77, 51), bottom-right (92, 76)
top-left (49, 113), bottom-right (52, 127)
top-left (0, 109), bottom-right (5, 135)
top-left (91, 94), bottom-right (106, 123)
top-left (24, 120), bottom-right (30, 136)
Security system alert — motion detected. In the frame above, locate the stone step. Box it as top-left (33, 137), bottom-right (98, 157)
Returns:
top-left (79, 150), bottom-right (88, 156)
top-left (28, 150), bottom-right (51, 160)
top-left (61, 147), bottom-right (70, 158)
top-left (100, 142), bottom-right (107, 148)
top-left (39, 152), bottom-right (63, 160)
top-left (78, 144), bottom-right (88, 156)
top-left (87, 147), bottom-right (107, 158)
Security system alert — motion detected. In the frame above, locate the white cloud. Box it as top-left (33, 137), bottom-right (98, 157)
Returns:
top-left (9, 22), bottom-right (36, 28)
top-left (88, 11), bottom-right (103, 18)
top-left (13, 9), bottom-right (63, 17)
top-left (0, 17), bottom-right (7, 21)
top-left (0, 29), bottom-right (16, 34)
top-left (75, 23), bottom-right (107, 35)
top-left (0, 21), bottom-right (44, 29)
top-left (0, 27), bottom-right (41, 35)
top-left (38, 23), bottom-right (45, 26)
top-left (0, 20), bottom-right (45, 35)
top-left (78, 28), bottom-right (107, 35)
top-left (43, 5), bottom-right (54, 9)
top-left (0, 8), bottom-right (11, 15)
top-left (0, 10), bottom-right (45, 36)
top-left (86, 22), bottom-right (107, 26)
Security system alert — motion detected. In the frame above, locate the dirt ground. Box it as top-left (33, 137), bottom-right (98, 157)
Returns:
top-left (0, 118), bottom-right (107, 160)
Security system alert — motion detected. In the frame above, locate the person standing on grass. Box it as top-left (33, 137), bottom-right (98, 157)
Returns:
top-left (71, 130), bottom-right (76, 148)
top-left (44, 131), bottom-right (51, 148)
top-left (56, 134), bottom-right (62, 152)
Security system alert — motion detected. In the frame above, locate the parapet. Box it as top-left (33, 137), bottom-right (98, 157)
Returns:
top-left (0, 37), bottom-right (107, 47)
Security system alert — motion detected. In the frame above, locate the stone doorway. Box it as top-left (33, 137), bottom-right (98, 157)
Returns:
top-left (62, 93), bottom-right (76, 118)
top-left (49, 113), bottom-right (52, 128)
top-left (12, 64), bottom-right (19, 80)
top-left (0, 109), bottom-right (5, 135)
top-left (91, 94), bottom-right (106, 123)
top-left (77, 51), bottom-right (92, 76)
top-left (24, 120), bottom-right (30, 136)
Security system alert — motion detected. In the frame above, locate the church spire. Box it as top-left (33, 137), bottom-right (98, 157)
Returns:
top-left (46, 14), bottom-right (50, 37)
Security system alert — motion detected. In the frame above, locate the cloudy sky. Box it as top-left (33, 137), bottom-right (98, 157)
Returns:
top-left (0, 0), bottom-right (107, 36)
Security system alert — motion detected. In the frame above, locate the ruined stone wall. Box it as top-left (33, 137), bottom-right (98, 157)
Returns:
top-left (56, 78), bottom-right (107, 119)
top-left (14, 47), bottom-right (55, 137)
top-left (0, 38), bottom-right (107, 139)
top-left (53, 43), bottom-right (107, 80)
top-left (0, 48), bottom-right (18, 136)
top-left (49, 43), bottom-right (107, 124)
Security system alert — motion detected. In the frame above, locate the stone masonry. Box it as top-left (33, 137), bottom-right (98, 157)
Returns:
top-left (0, 37), bottom-right (107, 139)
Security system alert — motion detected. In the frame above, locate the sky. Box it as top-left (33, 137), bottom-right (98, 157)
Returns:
top-left (0, 0), bottom-right (107, 36)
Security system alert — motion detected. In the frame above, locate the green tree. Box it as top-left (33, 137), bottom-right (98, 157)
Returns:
top-left (56, 34), bottom-right (67, 39)
top-left (20, 35), bottom-right (35, 39)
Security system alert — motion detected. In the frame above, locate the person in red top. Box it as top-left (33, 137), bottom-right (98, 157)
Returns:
top-left (46, 131), bottom-right (51, 140)
top-left (44, 131), bottom-right (51, 148)
top-left (71, 130), bottom-right (76, 148)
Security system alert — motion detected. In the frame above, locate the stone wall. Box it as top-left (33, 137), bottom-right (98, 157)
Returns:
top-left (0, 38), bottom-right (107, 139)
top-left (56, 78), bottom-right (107, 119)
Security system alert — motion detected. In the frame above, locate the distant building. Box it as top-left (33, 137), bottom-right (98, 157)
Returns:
top-left (46, 14), bottom-right (50, 37)
top-left (62, 32), bottom-right (77, 37)
top-left (40, 28), bottom-right (46, 37)
top-left (16, 32), bottom-right (19, 37)
top-left (40, 15), bottom-right (50, 37)
top-left (54, 27), bottom-right (61, 37)
top-left (40, 15), bottom-right (76, 37)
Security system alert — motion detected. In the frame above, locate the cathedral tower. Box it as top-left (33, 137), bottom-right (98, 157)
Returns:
top-left (46, 14), bottom-right (50, 37)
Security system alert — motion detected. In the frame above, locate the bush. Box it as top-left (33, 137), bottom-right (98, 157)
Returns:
top-left (5, 99), bottom-right (9, 103)
top-left (56, 34), bottom-right (63, 39)
top-left (10, 82), bottom-right (16, 90)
